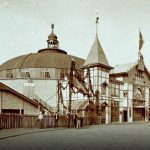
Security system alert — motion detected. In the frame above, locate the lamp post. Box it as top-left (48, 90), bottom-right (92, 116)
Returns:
top-left (95, 89), bottom-right (99, 115)
top-left (57, 80), bottom-right (60, 114)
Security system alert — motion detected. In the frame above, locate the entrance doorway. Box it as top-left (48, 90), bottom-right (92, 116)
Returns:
top-left (101, 106), bottom-right (106, 124)
top-left (123, 110), bottom-right (127, 122)
top-left (133, 108), bottom-right (145, 121)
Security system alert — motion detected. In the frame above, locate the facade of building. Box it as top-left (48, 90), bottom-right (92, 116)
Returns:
top-left (0, 22), bottom-right (150, 124)
top-left (0, 24), bottom-right (84, 110)
top-left (0, 82), bottom-right (51, 115)
top-left (110, 54), bottom-right (150, 123)
top-left (61, 22), bottom-right (150, 124)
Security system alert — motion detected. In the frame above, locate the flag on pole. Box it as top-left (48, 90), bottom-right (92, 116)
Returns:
top-left (139, 31), bottom-right (144, 51)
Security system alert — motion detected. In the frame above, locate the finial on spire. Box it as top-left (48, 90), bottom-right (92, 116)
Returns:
top-left (95, 15), bottom-right (99, 37)
top-left (51, 23), bottom-right (54, 33)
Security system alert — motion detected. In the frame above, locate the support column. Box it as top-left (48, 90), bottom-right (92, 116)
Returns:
top-left (127, 84), bottom-right (133, 122)
top-left (119, 84), bottom-right (124, 123)
top-left (127, 105), bottom-right (133, 122)
top-left (119, 107), bottom-right (123, 123)
top-left (0, 91), bottom-right (2, 114)
top-left (105, 101), bottom-right (111, 124)
top-left (145, 87), bottom-right (149, 122)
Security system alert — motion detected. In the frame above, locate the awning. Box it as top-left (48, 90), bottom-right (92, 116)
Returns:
top-left (72, 100), bottom-right (95, 111)
top-left (72, 101), bottom-right (84, 110)
top-left (81, 101), bottom-right (90, 110)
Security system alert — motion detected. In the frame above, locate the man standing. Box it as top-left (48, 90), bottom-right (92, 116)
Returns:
top-left (66, 113), bottom-right (71, 128)
top-left (54, 112), bottom-right (59, 128)
top-left (73, 113), bottom-right (77, 128)
top-left (38, 112), bottom-right (43, 129)
top-left (0, 114), bottom-right (3, 130)
top-left (80, 114), bottom-right (83, 127)
top-left (76, 114), bottom-right (81, 129)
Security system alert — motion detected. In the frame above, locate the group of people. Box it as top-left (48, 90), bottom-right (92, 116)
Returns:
top-left (37, 111), bottom-right (84, 129)
top-left (38, 112), bottom-right (59, 129)
top-left (73, 113), bottom-right (83, 129)
top-left (66, 113), bottom-right (84, 129)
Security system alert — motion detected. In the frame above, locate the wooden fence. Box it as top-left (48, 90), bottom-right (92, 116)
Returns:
top-left (0, 114), bottom-right (101, 129)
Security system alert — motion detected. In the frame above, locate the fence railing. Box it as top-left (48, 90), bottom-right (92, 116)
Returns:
top-left (0, 114), bottom-right (101, 129)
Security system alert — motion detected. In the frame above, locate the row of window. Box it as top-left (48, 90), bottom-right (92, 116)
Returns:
top-left (90, 83), bottom-right (120, 97)
top-left (5, 69), bottom-right (71, 79)
top-left (84, 69), bottom-right (109, 78)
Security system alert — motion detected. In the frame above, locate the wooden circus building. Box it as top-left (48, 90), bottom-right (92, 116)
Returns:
top-left (0, 17), bottom-right (150, 125)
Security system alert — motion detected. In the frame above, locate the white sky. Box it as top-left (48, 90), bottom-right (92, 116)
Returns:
top-left (0, 0), bottom-right (150, 68)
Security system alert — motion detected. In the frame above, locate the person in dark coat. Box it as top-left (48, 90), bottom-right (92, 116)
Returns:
top-left (73, 113), bottom-right (77, 128)
top-left (54, 112), bottom-right (59, 128)
top-left (0, 114), bottom-right (3, 130)
top-left (80, 114), bottom-right (83, 127)
top-left (66, 113), bottom-right (71, 128)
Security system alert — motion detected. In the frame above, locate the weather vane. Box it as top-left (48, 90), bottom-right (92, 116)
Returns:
top-left (96, 16), bottom-right (99, 37)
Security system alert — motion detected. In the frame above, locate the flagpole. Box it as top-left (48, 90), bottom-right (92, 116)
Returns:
top-left (138, 28), bottom-right (141, 59)
top-left (138, 29), bottom-right (144, 59)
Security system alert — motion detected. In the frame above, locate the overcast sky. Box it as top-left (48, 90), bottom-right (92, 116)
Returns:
top-left (0, 0), bottom-right (150, 68)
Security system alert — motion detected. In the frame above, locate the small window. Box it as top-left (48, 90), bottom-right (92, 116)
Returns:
top-left (22, 72), bottom-right (30, 78)
top-left (60, 70), bottom-right (64, 79)
top-left (25, 72), bottom-right (30, 78)
top-left (45, 72), bottom-right (50, 78)
top-left (101, 85), bottom-right (106, 95)
top-left (123, 90), bottom-right (128, 97)
top-left (6, 70), bottom-right (13, 78)
top-left (111, 83), bottom-right (120, 97)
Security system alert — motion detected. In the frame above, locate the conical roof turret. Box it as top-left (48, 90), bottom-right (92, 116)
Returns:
top-left (82, 36), bottom-right (112, 69)
top-left (82, 17), bottom-right (112, 69)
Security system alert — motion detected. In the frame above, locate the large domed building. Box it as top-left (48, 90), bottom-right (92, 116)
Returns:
top-left (0, 24), bottom-right (84, 109)
top-left (1, 20), bottom-right (150, 125)
top-left (0, 24), bottom-right (84, 79)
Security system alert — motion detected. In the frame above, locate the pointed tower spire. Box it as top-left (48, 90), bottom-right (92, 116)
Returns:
top-left (82, 17), bottom-right (112, 70)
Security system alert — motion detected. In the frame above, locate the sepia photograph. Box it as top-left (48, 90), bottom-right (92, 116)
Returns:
top-left (0, 0), bottom-right (150, 149)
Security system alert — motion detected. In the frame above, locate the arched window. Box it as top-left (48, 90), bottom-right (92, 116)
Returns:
top-left (134, 88), bottom-right (143, 100)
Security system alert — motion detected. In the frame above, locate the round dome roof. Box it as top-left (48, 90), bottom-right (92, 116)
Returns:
top-left (48, 32), bottom-right (57, 40)
top-left (0, 48), bottom-right (85, 71)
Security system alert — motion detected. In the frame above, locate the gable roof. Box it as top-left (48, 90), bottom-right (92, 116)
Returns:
top-left (110, 60), bottom-right (150, 79)
top-left (0, 82), bottom-right (38, 106)
top-left (0, 82), bottom-right (52, 111)
top-left (110, 62), bottom-right (136, 75)
top-left (82, 37), bottom-right (112, 69)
